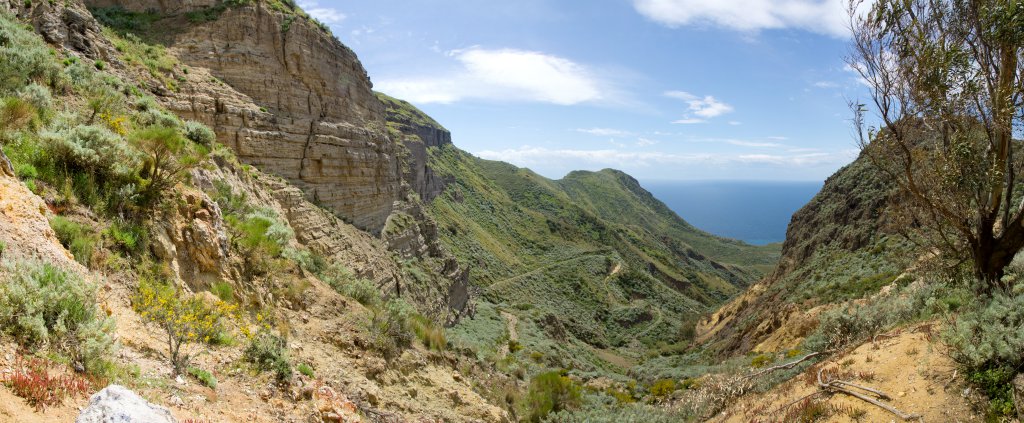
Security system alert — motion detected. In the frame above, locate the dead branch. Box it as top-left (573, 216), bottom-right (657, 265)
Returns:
top-left (817, 368), bottom-right (922, 421)
top-left (872, 331), bottom-right (901, 345)
top-left (833, 380), bottom-right (892, 400)
top-left (744, 350), bottom-right (831, 379)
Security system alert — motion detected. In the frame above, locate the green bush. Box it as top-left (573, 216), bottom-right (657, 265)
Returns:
top-left (0, 96), bottom-right (36, 133)
top-left (243, 330), bottom-right (292, 382)
top-left (104, 220), bottom-right (148, 256)
top-left (410, 314), bottom-right (446, 352)
top-left (332, 276), bottom-right (381, 307)
top-left (50, 215), bottom-right (98, 266)
top-left (525, 371), bottom-right (582, 422)
top-left (210, 281), bottom-right (234, 302)
top-left (187, 366), bottom-right (217, 389)
top-left (367, 299), bottom-right (414, 360)
top-left (17, 83), bottom-right (52, 112)
top-left (42, 124), bottom-right (139, 182)
top-left (0, 261), bottom-right (116, 375)
top-left (132, 125), bottom-right (206, 208)
top-left (0, 14), bottom-right (63, 94)
top-left (183, 120), bottom-right (216, 147)
top-left (297, 362), bottom-right (314, 378)
top-left (649, 378), bottom-right (677, 400)
top-left (943, 291), bottom-right (1024, 418)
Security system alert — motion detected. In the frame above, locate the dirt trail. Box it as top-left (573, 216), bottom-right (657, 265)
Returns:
top-left (713, 323), bottom-right (978, 423)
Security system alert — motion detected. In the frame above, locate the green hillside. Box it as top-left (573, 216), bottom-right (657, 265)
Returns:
top-left (421, 143), bottom-right (781, 375)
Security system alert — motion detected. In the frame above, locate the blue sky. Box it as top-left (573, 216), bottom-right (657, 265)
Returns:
top-left (297, 0), bottom-right (871, 181)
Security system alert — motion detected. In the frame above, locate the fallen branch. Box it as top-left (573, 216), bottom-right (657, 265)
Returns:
top-left (744, 350), bottom-right (831, 379)
top-left (832, 380), bottom-right (892, 400)
top-left (872, 331), bottom-right (900, 345)
top-left (817, 368), bottom-right (921, 421)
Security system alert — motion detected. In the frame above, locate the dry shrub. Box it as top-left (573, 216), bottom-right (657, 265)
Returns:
top-left (674, 373), bottom-right (755, 419)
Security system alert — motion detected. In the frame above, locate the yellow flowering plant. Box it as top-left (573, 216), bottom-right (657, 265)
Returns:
top-left (133, 275), bottom-right (241, 374)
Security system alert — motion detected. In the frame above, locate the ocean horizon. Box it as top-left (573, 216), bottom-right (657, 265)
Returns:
top-left (641, 180), bottom-right (822, 246)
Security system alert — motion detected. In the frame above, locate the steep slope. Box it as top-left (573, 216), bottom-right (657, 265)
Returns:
top-left (0, 3), bottom-right (507, 421)
top-left (84, 0), bottom-right (400, 233)
top-left (697, 148), bottom-right (907, 354)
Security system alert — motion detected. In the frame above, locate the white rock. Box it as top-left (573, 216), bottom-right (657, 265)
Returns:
top-left (76, 385), bottom-right (177, 423)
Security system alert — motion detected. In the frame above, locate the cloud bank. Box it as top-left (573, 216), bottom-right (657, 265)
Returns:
top-left (376, 48), bottom-right (605, 105)
top-left (632, 0), bottom-right (854, 38)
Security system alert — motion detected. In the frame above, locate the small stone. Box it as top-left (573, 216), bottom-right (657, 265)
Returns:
top-left (175, 375), bottom-right (185, 385)
top-left (322, 412), bottom-right (342, 422)
top-left (408, 388), bottom-right (417, 398)
top-left (366, 391), bottom-right (379, 406)
top-left (897, 391), bottom-right (906, 397)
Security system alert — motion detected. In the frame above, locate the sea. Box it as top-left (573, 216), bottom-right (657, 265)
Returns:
top-left (641, 180), bottom-right (823, 246)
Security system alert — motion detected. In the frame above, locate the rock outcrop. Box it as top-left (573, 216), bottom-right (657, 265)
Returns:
top-left (1, 0), bottom-right (113, 59)
top-left (0, 151), bottom-right (83, 270)
top-left (76, 385), bottom-right (177, 423)
top-left (83, 0), bottom-right (403, 234)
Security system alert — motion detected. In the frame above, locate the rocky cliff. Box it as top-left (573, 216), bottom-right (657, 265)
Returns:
top-left (83, 0), bottom-right (402, 234)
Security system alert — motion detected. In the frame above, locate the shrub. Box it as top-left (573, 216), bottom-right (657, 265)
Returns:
top-left (0, 261), bottom-right (116, 375)
top-left (750, 353), bottom-right (773, 368)
top-left (229, 208), bottom-right (292, 277)
top-left (18, 82), bottom-right (51, 112)
top-left (210, 281), bottom-right (234, 302)
top-left (297, 362), bottom-right (314, 378)
top-left (132, 125), bottom-right (206, 208)
top-left (183, 120), bottom-right (216, 147)
top-left (943, 291), bottom-right (1024, 418)
top-left (0, 96), bottom-right (35, 134)
top-left (649, 378), bottom-right (677, 400)
top-left (410, 314), bottom-right (446, 352)
top-left (243, 330), bottom-right (292, 382)
top-left (0, 15), bottom-right (63, 94)
top-left (3, 357), bottom-right (90, 411)
top-left (42, 124), bottom-right (139, 182)
top-left (104, 220), bottom-right (148, 256)
top-left (187, 367), bottom-right (217, 389)
top-left (526, 371), bottom-right (582, 422)
top-left (133, 275), bottom-right (237, 374)
top-left (366, 299), bottom-right (415, 360)
top-left (49, 215), bottom-right (98, 267)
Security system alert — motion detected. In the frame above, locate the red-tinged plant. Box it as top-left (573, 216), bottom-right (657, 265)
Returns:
top-left (3, 357), bottom-right (90, 410)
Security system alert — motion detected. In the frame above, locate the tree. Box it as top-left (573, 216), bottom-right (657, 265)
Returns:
top-left (848, 0), bottom-right (1024, 289)
top-left (131, 126), bottom-right (206, 209)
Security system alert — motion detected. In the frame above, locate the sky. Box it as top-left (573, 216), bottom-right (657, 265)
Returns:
top-left (297, 0), bottom-right (872, 182)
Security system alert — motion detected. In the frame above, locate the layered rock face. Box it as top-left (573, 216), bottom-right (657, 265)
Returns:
top-left (1, 0), bottom-right (113, 59)
top-left (84, 0), bottom-right (403, 233)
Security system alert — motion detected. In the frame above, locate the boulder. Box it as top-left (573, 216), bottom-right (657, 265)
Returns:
top-left (76, 385), bottom-right (177, 423)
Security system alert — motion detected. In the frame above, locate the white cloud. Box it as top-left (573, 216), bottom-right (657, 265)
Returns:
top-left (475, 146), bottom-right (850, 168)
top-left (813, 81), bottom-right (838, 88)
top-left (665, 90), bottom-right (733, 124)
top-left (632, 0), bottom-right (859, 38)
top-left (726, 140), bottom-right (782, 148)
top-left (577, 127), bottom-right (632, 137)
top-left (636, 137), bottom-right (659, 147)
top-left (728, 121), bottom-right (742, 126)
top-left (376, 48), bottom-right (604, 105)
top-left (297, 1), bottom-right (346, 23)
